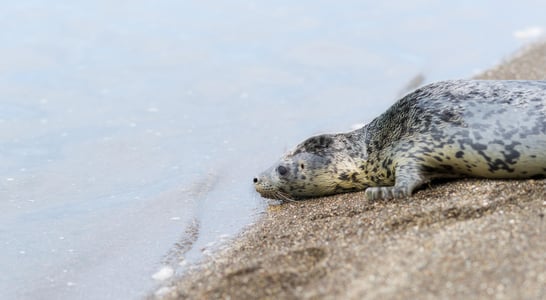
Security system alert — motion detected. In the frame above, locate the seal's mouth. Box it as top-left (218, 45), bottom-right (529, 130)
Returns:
top-left (257, 189), bottom-right (295, 202)
top-left (253, 177), bottom-right (295, 202)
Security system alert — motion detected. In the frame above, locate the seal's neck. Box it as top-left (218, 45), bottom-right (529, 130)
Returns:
top-left (344, 126), bottom-right (369, 160)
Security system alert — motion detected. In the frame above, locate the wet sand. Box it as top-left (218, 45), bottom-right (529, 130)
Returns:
top-left (165, 42), bottom-right (546, 299)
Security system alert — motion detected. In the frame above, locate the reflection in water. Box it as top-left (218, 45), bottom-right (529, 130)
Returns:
top-left (0, 1), bottom-right (545, 299)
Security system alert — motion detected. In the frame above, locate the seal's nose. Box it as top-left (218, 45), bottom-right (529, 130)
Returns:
top-left (253, 177), bottom-right (258, 184)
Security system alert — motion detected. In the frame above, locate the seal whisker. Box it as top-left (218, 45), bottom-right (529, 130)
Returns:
top-left (275, 191), bottom-right (296, 203)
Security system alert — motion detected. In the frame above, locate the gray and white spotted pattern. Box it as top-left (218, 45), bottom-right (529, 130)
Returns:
top-left (254, 80), bottom-right (546, 201)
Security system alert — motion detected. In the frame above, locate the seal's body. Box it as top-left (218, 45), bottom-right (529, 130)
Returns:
top-left (253, 80), bottom-right (546, 201)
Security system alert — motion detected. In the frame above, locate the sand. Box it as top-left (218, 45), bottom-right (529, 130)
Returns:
top-left (164, 41), bottom-right (546, 299)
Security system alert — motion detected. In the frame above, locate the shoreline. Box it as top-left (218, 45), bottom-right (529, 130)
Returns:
top-left (165, 41), bottom-right (546, 299)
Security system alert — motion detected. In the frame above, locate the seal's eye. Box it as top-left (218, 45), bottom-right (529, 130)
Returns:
top-left (277, 165), bottom-right (288, 176)
top-left (300, 163), bottom-right (305, 169)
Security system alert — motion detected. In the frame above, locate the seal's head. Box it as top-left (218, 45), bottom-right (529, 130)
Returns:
top-left (253, 133), bottom-right (368, 201)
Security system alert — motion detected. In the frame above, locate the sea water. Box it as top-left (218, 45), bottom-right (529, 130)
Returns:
top-left (0, 1), bottom-right (544, 299)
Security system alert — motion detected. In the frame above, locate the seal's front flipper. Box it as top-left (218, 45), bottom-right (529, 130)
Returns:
top-left (365, 186), bottom-right (410, 200)
top-left (365, 162), bottom-right (428, 201)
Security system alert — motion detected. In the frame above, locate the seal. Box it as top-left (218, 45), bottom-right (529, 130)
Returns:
top-left (253, 80), bottom-right (546, 201)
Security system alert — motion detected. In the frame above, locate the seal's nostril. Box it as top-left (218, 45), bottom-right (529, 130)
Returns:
top-left (253, 177), bottom-right (258, 183)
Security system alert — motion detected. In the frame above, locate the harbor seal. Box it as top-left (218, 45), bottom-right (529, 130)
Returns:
top-left (253, 80), bottom-right (546, 201)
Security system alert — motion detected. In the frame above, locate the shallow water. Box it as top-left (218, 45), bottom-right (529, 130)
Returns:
top-left (1, 1), bottom-right (545, 299)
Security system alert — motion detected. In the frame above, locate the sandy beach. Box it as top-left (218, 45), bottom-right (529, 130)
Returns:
top-left (165, 41), bottom-right (546, 299)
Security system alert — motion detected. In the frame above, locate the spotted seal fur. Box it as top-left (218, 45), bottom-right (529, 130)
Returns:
top-left (253, 80), bottom-right (546, 201)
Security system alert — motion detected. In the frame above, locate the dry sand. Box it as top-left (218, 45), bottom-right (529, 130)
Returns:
top-left (163, 41), bottom-right (546, 299)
